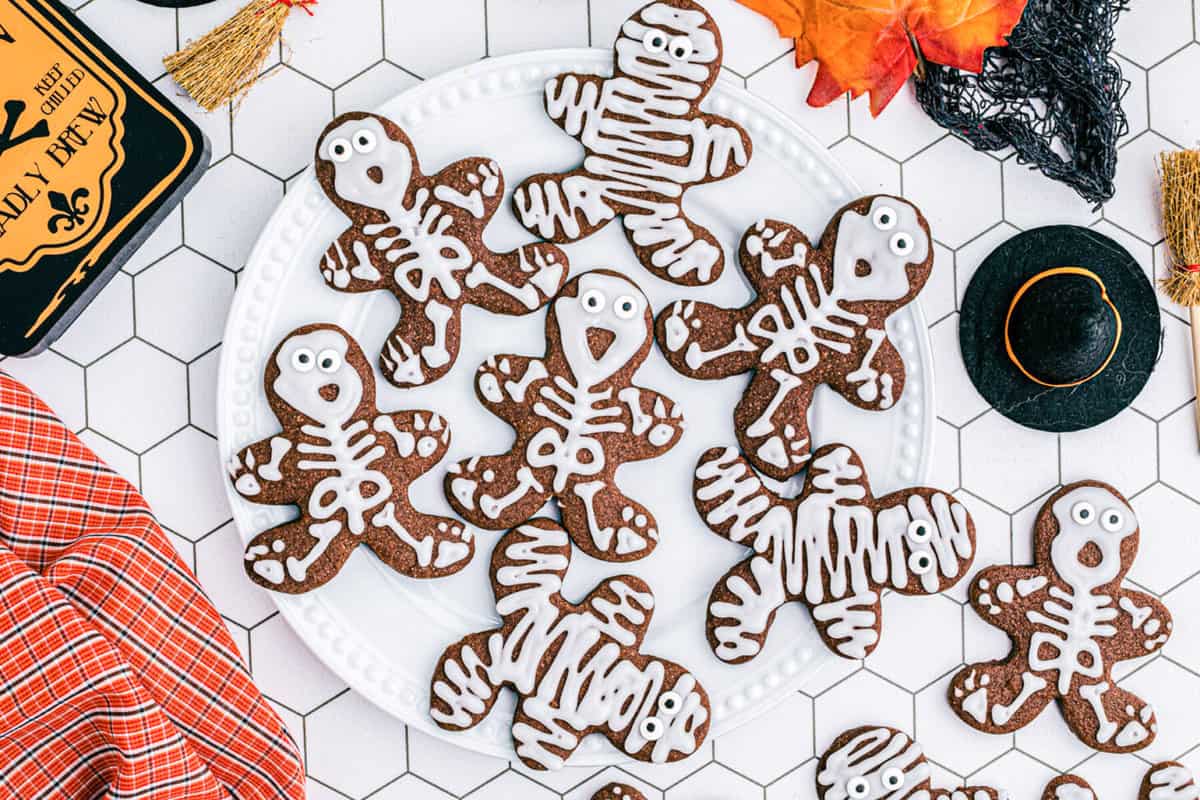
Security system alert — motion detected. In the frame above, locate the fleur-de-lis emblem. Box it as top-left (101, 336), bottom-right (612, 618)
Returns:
top-left (47, 188), bottom-right (90, 233)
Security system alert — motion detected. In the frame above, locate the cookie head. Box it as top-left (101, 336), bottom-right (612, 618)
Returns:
top-left (832, 196), bottom-right (932, 304)
top-left (1047, 482), bottom-right (1137, 588)
top-left (269, 325), bottom-right (368, 424)
top-left (551, 270), bottom-right (652, 388)
top-left (316, 112), bottom-right (413, 216)
top-left (624, 670), bottom-right (709, 763)
top-left (614, 0), bottom-right (722, 92)
top-left (816, 726), bottom-right (931, 800)
top-left (890, 499), bottom-right (974, 596)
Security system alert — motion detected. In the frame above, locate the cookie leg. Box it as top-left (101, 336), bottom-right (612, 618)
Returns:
top-left (1040, 777), bottom-right (1096, 800)
top-left (366, 502), bottom-right (474, 578)
top-left (243, 518), bottom-right (351, 594)
top-left (445, 454), bottom-right (550, 530)
top-left (430, 631), bottom-right (502, 731)
top-left (707, 554), bottom-right (785, 664)
top-left (512, 171), bottom-right (616, 243)
top-left (947, 662), bottom-right (1055, 733)
top-left (379, 298), bottom-right (462, 387)
top-left (1061, 681), bottom-right (1157, 751)
top-left (810, 591), bottom-right (884, 659)
top-left (511, 698), bottom-right (578, 771)
top-left (736, 368), bottom-right (813, 481)
top-left (558, 480), bottom-right (659, 561)
top-left (621, 202), bottom-right (724, 286)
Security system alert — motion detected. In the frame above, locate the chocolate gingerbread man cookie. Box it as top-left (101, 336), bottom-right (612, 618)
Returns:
top-left (445, 270), bottom-right (685, 562)
top-left (818, 726), bottom-right (1006, 800)
top-left (229, 324), bottom-right (473, 593)
top-left (657, 196), bottom-right (933, 481)
top-left (591, 784), bottom-right (647, 800)
top-left (948, 481), bottom-right (1172, 752)
top-left (695, 443), bottom-right (974, 662)
top-left (512, 0), bottom-right (751, 286)
top-left (315, 112), bottom-right (569, 388)
top-left (1043, 762), bottom-right (1197, 800)
top-left (429, 519), bottom-right (710, 771)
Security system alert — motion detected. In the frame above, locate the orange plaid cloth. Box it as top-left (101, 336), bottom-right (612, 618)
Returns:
top-left (0, 372), bottom-right (305, 799)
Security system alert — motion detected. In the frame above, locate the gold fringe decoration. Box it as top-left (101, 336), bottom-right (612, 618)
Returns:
top-left (1160, 150), bottom-right (1200, 306)
top-left (1157, 148), bottom-right (1200, 447)
top-left (163, 0), bottom-right (316, 112)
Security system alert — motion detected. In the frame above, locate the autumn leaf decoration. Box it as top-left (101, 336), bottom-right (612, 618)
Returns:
top-left (739, 0), bottom-right (1029, 116)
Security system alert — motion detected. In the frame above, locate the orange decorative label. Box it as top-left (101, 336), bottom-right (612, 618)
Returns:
top-left (0, 2), bottom-right (125, 272)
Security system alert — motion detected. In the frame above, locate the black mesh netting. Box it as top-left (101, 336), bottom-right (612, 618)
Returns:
top-left (914, 0), bottom-right (1129, 207)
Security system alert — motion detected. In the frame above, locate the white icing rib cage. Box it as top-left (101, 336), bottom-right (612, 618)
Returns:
top-left (217, 48), bottom-right (935, 763)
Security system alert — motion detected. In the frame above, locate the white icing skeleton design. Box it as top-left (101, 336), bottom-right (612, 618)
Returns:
top-left (315, 112), bottom-right (569, 388)
top-left (512, 0), bottom-right (750, 286)
top-left (445, 270), bottom-right (685, 562)
top-left (656, 196), bottom-right (933, 481)
top-left (231, 324), bottom-right (473, 593)
top-left (818, 726), bottom-right (1009, 800)
top-left (949, 482), bottom-right (1172, 752)
top-left (1042, 761), bottom-right (1198, 800)
top-left (429, 519), bottom-right (710, 770)
top-left (694, 443), bottom-right (974, 662)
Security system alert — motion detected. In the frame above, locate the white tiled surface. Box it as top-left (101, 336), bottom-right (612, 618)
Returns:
top-left (4, 0), bottom-right (1200, 797)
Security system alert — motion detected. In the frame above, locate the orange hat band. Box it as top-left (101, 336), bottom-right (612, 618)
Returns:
top-left (1003, 267), bottom-right (1122, 389)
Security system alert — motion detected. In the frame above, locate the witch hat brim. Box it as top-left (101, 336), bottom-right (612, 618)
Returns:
top-left (959, 225), bottom-right (1161, 433)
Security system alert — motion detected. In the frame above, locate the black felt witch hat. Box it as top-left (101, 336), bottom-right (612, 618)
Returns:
top-left (959, 225), bottom-right (1160, 432)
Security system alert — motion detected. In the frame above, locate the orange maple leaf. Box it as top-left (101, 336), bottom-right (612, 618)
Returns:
top-left (740, 0), bottom-right (1028, 116)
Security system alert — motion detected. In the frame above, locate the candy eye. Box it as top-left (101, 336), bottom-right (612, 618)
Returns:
top-left (889, 232), bottom-right (914, 257)
top-left (327, 137), bottom-right (353, 163)
top-left (582, 288), bottom-right (606, 313)
top-left (909, 551), bottom-right (934, 575)
top-left (639, 716), bottom-right (664, 741)
top-left (907, 519), bottom-right (932, 544)
top-left (881, 767), bottom-right (905, 789)
top-left (872, 205), bottom-right (898, 230)
top-left (316, 349), bottom-right (342, 373)
top-left (352, 128), bottom-right (377, 154)
top-left (291, 347), bottom-right (315, 372)
top-left (642, 29), bottom-right (667, 53)
top-left (668, 36), bottom-right (693, 60)
top-left (1100, 508), bottom-right (1124, 532)
top-left (1072, 501), bottom-right (1095, 525)
top-left (658, 691), bottom-right (682, 714)
top-left (614, 294), bottom-right (639, 319)
top-left (846, 776), bottom-right (871, 799)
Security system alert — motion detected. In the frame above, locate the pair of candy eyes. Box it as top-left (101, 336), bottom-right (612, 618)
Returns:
top-left (291, 347), bottom-right (342, 374)
top-left (582, 288), bottom-right (640, 319)
top-left (870, 206), bottom-right (916, 258)
top-left (906, 519), bottom-right (936, 575)
top-left (642, 29), bottom-right (694, 60)
top-left (327, 129), bottom-right (378, 163)
top-left (1071, 502), bottom-right (1125, 532)
top-left (637, 691), bottom-right (683, 741)
top-left (845, 767), bottom-right (906, 797)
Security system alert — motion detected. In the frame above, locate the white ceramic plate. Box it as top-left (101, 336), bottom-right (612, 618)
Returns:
top-left (217, 48), bottom-right (935, 765)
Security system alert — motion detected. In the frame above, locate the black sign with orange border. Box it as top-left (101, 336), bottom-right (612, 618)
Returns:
top-left (0, 0), bottom-right (209, 355)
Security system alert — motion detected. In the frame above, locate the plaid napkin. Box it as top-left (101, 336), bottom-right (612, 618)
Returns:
top-left (0, 372), bottom-right (305, 799)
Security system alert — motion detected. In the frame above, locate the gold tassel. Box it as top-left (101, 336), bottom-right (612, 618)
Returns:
top-left (163, 0), bottom-right (316, 112)
top-left (1157, 148), bottom-right (1200, 447)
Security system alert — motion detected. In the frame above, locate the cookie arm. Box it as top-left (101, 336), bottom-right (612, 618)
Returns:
top-left (376, 409), bottom-right (451, 473)
top-left (832, 328), bottom-right (904, 412)
top-left (473, 355), bottom-right (549, 425)
top-left (320, 227), bottom-right (386, 293)
top-left (430, 630), bottom-right (503, 731)
top-left (226, 434), bottom-right (301, 506)
top-left (737, 219), bottom-right (816, 294)
top-left (542, 72), bottom-right (605, 137)
top-left (692, 112), bottom-right (752, 184)
top-left (1109, 588), bottom-right (1173, 655)
top-left (692, 447), bottom-right (787, 547)
top-left (613, 386), bottom-right (685, 460)
top-left (429, 157), bottom-right (505, 222)
top-left (965, 565), bottom-right (1050, 636)
top-left (654, 299), bottom-right (759, 380)
top-left (581, 574), bottom-right (655, 646)
top-left (463, 242), bottom-right (569, 316)
top-left (1040, 777), bottom-right (1096, 800)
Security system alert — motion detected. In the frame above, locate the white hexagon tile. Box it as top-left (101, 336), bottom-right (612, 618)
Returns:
top-left (2, 0), bottom-right (1199, 798)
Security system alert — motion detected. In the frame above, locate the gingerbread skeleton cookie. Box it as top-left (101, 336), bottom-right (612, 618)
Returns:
top-left (229, 324), bottom-right (473, 593)
top-left (445, 270), bottom-right (685, 562)
top-left (429, 519), bottom-right (710, 770)
top-left (512, 0), bottom-right (751, 286)
top-left (315, 112), bottom-right (569, 388)
top-left (818, 726), bottom-right (1007, 800)
top-left (657, 196), bottom-right (933, 480)
top-left (695, 443), bottom-right (974, 662)
top-left (1043, 762), bottom-right (1198, 800)
top-left (948, 481), bottom-right (1172, 752)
